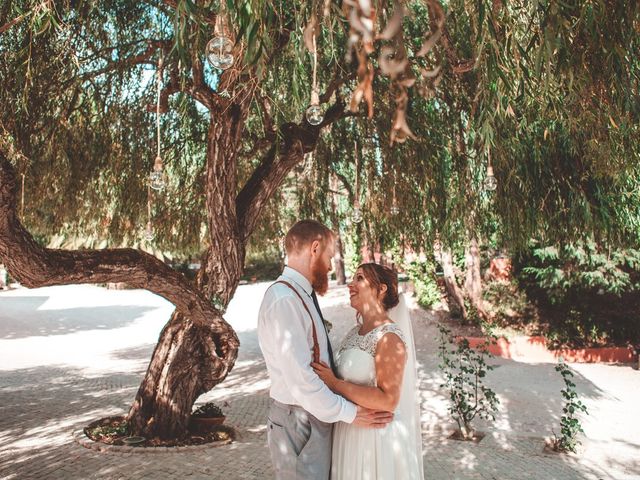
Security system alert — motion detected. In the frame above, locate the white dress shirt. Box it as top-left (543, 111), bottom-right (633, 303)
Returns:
top-left (258, 266), bottom-right (357, 424)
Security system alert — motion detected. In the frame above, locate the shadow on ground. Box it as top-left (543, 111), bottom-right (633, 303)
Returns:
top-left (0, 360), bottom-right (272, 479)
top-left (1, 286), bottom-right (638, 479)
top-left (0, 297), bottom-right (157, 339)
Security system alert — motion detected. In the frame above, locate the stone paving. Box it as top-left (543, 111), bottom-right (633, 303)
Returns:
top-left (0, 283), bottom-right (639, 479)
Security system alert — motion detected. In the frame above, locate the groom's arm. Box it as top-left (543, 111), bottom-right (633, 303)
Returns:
top-left (263, 295), bottom-right (358, 423)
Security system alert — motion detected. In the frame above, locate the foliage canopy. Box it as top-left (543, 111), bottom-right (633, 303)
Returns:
top-left (1, 0), bottom-right (639, 258)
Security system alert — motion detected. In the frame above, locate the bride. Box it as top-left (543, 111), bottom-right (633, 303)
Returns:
top-left (312, 263), bottom-right (423, 479)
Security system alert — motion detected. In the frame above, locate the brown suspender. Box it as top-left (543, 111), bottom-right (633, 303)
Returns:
top-left (273, 280), bottom-right (320, 364)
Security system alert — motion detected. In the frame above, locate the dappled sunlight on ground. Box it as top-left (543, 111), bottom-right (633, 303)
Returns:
top-left (0, 285), bottom-right (173, 372)
top-left (0, 283), bottom-right (638, 479)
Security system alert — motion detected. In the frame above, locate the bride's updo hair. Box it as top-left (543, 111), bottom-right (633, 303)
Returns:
top-left (358, 263), bottom-right (399, 310)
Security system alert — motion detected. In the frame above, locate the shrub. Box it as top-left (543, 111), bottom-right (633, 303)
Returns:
top-left (242, 251), bottom-right (283, 282)
top-left (437, 324), bottom-right (500, 439)
top-left (192, 402), bottom-right (224, 418)
top-left (514, 242), bottom-right (640, 347)
top-left (405, 259), bottom-right (442, 308)
top-left (551, 359), bottom-right (588, 453)
top-left (482, 279), bottom-right (541, 332)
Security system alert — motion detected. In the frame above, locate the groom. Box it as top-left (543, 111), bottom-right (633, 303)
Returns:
top-left (258, 219), bottom-right (393, 479)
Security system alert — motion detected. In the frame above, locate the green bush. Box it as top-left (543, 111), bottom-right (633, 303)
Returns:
top-left (551, 359), bottom-right (588, 453)
top-left (242, 251), bottom-right (283, 282)
top-left (437, 324), bottom-right (501, 439)
top-left (482, 279), bottom-right (541, 331)
top-left (514, 242), bottom-right (640, 347)
top-left (192, 402), bottom-right (224, 418)
top-left (404, 259), bottom-right (441, 308)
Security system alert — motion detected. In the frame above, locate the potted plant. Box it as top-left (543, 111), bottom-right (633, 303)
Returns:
top-left (190, 402), bottom-right (226, 427)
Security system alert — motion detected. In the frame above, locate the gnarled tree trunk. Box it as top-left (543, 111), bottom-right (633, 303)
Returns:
top-left (125, 244), bottom-right (246, 439)
top-left (0, 152), bottom-right (240, 440)
top-left (124, 92), bottom-right (347, 438)
top-left (439, 247), bottom-right (467, 320)
top-left (464, 237), bottom-right (486, 319)
top-left (126, 95), bottom-right (250, 439)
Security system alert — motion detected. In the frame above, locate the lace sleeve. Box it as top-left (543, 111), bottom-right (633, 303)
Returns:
top-left (355, 324), bottom-right (407, 356)
top-left (373, 324), bottom-right (407, 350)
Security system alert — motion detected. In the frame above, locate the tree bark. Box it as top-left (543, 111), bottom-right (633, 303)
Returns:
top-left (126, 94), bottom-right (251, 439)
top-left (464, 237), bottom-right (486, 318)
top-left (439, 247), bottom-right (467, 320)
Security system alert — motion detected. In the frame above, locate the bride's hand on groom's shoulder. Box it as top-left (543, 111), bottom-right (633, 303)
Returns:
top-left (311, 361), bottom-right (337, 390)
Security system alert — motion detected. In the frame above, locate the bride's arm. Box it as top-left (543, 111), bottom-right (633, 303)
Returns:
top-left (312, 333), bottom-right (407, 412)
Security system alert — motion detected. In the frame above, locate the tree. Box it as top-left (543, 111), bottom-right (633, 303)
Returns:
top-left (0, 0), bottom-right (450, 439)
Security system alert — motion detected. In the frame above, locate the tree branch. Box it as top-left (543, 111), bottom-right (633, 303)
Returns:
top-left (153, 63), bottom-right (216, 111)
top-left (258, 95), bottom-right (275, 135)
top-left (0, 153), bottom-right (222, 330)
top-left (0, 0), bottom-right (52, 36)
top-left (78, 39), bottom-right (172, 82)
top-left (0, 10), bottom-right (29, 35)
top-left (236, 96), bottom-right (354, 241)
top-left (332, 169), bottom-right (354, 200)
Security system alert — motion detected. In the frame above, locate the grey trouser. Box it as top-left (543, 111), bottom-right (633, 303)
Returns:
top-left (267, 398), bottom-right (333, 480)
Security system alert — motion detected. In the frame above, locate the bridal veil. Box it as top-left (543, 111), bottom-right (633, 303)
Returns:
top-left (388, 293), bottom-right (424, 479)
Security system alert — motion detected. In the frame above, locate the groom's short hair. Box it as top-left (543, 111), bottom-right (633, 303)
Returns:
top-left (285, 220), bottom-right (334, 254)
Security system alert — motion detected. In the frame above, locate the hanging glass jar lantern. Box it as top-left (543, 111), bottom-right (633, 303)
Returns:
top-left (306, 90), bottom-right (324, 125)
top-left (483, 149), bottom-right (498, 192)
top-left (484, 164), bottom-right (498, 191)
top-left (143, 221), bottom-right (155, 242)
top-left (149, 56), bottom-right (167, 192)
top-left (206, 13), bottom-right (234, 70)
top-left (351, 203), bottom-right (364, 224)
top-left (390, 179), bottom-right (400, 215)
top-left (305, 28), bottom-right (324, 125)
top-left (149, 156), bottom-right (167, 191)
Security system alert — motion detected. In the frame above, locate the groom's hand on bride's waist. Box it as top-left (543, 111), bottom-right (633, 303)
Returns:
top-left (352, 406), bottom-right (394, 428)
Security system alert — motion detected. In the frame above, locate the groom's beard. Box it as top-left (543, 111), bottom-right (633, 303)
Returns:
top-left (311, 258), bottom-right (329, 296)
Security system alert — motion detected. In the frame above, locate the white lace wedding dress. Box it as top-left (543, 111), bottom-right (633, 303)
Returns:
top-left (331, 320), bottom-right (423, 479)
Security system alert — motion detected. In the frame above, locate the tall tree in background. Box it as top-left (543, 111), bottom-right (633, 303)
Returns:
top-left (1, 0), bottom-right (639, 440)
